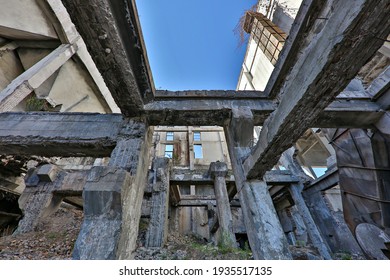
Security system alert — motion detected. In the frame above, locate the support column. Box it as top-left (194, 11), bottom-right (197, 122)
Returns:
top-left (145, 157), bottom-right (170, 248)
top-left (72, 166), bottom-right (130, 259)
top-left (288, 183), bottom-right (333, 259)
top-left (303, 191), bottom-right (364, 256)
top-left (224, 107), bottom-right (291, 259)
top-left (209, 161), bottom-right (236, 248)
top-left (73, 118), bottom-right (153, 260)
top-left (14, 164), bottom-right (64, 234)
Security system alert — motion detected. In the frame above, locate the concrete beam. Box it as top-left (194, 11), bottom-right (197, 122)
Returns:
top-left (61, 0), bottom-right (154, 116)
top-left (145, 98), bottom-right (383, 127)
top-left (144, 99), bottom-right (275, 126)
top-left (244, 0), bottom-right (390, 179)
top-left (169, 169), bottom-right (298, 188)
top-left (0, 43), bottom-right (77, 112)
top-left (40, 0), bottom-right (120, 113)
top-left (155, 90), bottom-right (267, 99)
top-left (0, 112), bottom-right (123, 157)
top-left (303, 167), bottom-right (339, 196)
top-left (263, 0), bottom-right (326, 99)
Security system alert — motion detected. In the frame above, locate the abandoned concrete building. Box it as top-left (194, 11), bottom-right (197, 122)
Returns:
top-left (0, 0), bottom-right (389, 260)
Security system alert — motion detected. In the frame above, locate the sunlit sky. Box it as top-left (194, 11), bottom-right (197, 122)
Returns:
top-left (136, 0), bottom-right (257, 90)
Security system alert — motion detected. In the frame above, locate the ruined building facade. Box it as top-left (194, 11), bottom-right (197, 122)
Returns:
top-left (0, 0), bottom-right (389, 260)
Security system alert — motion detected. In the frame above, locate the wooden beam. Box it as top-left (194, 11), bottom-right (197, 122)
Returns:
top-left (61, 0), bottom-right (154, 116)
top-left (0, 43), bottom-right (77, 112)
top-left (243, 0), bottom-right (390, 179)
top-left (0, 112), bottom-right (123, 156)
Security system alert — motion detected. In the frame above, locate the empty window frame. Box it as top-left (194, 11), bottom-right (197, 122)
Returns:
top-left (193, 132), bottom-right (201, 141)
top-left (166, 131), bottom-right (174, 141)
top-left (164, 144), bottom-right (173, 158)
top-left (194, 144), bottom-right (203, 159)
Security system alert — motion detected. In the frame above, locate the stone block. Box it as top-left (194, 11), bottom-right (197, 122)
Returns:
top-left (73, 166), bottom-right (131, 260)
top-left (83, 166), bottom-right (129, 217)
top-left (36, 164), bottom-right (60, 182)
top-left (24, 168), bottom-right (40, 187)
top-left (209, 161), bottom-right (228, 178)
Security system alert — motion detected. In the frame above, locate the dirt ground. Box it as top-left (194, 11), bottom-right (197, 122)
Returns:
top-left (0, 205), bottom-right (82, 260)
top-left (0, 205), bottom-right (359, 260)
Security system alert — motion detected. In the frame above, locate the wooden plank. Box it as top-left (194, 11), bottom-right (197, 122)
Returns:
top-left (243, 0), bottom-right (390, 179)
top-left (0, 43), bottom-right (77, 112)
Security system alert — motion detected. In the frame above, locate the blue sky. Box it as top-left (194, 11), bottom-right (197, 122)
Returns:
top-left (136, 0), bottom-right (257, 90)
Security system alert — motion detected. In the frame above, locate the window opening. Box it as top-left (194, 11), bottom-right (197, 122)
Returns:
top-left (166, 131), bottom-right (174, 141)
top-left (194, 144), bottom-right (203, 159)
top-left (165, 144), bottom-right (173, 158)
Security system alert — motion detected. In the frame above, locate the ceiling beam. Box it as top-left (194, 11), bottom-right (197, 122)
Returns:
top-left (61, 0), bottom-right (154, 116)
top-left (243, 0), bottom-right (390, 179)
top-left (145, 98), bottom-right (383, 127)
top-left (0, 43), bottom-right (77, 112)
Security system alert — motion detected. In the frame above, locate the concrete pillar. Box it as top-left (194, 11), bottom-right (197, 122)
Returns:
top-left (288, 183), bottom-right (333, 259)
top-left (145, 157), bottom-right (170, 248)
top-left (209, 161), bottom-right (236, 248)
top-left (72, 166), bottom-right (130, 259)
top-left (14, 164), bottom-right (64, 234)
top-left (240, 180), bottom-right (292, 259)
top-left (73, 118), bottom-right (153, 260)
top-left (303, 191), bottom-right (364, 256)
top-left (224, 107), bottom-right (292, 259)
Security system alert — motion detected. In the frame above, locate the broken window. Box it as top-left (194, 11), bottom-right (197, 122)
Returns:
top-left (164, 144), bottom-right (173, 158)
top-left (193, 132), bottom-right (201, 141)
top-left (194, 144), bottom-right (203, 159)
top-left (166, 131), bottom-right (174, 141)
